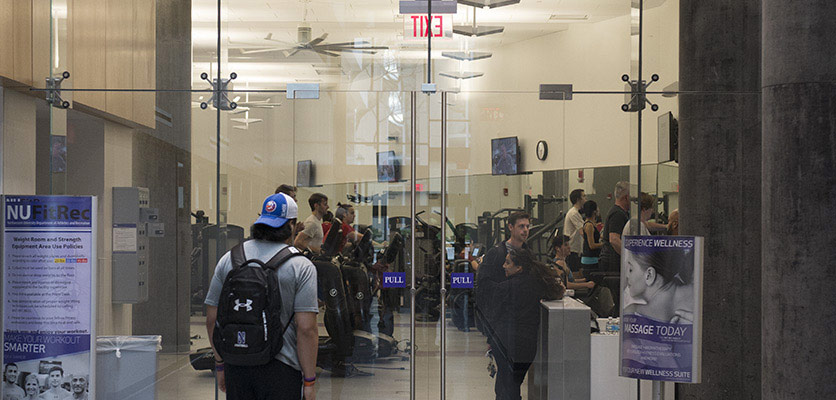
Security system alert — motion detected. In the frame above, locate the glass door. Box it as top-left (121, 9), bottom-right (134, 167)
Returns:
top-left (20, 0), bottom-right (680, 398)
top-left (286, 87), bottom-right (421, 399)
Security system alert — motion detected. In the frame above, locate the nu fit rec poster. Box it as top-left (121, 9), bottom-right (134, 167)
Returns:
top-left (2, 196), bottom-right (97, 400)
top-left (619, 235), bottom-right (704, 383)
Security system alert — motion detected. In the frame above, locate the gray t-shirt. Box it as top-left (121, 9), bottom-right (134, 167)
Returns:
top-left (301, 214), bottom-right (324, 250)
top-left (204, 240), bottom-right (318, 371)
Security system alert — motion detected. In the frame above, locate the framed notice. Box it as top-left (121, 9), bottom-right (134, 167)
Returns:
top-left (619, 236), bottom-right (703, 383)
top-left (2, 196), bottom-right (97, 399)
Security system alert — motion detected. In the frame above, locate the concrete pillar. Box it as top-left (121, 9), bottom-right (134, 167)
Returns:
top-left (677, 1), bottom-right (762, 398)
top-left (761, 1), bottom-right (836, 398)
top-left (129, 0), bottom-right (192, 353)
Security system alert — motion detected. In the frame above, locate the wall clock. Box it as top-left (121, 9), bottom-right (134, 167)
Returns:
top-left (536, 140), bottom-right (548, 161)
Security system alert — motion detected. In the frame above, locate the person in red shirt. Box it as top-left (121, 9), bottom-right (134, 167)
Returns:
top-left (323, 203), bottom-right (362, 253)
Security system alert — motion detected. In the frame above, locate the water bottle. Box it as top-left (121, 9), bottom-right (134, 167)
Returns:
top-left (606, 317), bottom-right (617, 334)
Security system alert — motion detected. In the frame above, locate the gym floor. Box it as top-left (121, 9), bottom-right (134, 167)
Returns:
top-left (153, 310), bottom-right (515, 400)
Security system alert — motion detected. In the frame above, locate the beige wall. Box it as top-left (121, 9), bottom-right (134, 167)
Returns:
top-left (1, 86), bottom-right (135, 335)
top-left (99, 121), bottom-right (134, 335)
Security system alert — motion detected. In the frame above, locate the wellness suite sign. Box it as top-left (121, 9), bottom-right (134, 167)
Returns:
top-left (619, 236), bottom-right (704, 383)
top-left (2, 196), bottom-right (97, 399)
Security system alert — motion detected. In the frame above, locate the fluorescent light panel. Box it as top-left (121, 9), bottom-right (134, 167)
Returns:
top-left (452, 25), bottom-right (505, 37)
top-left (549, 14), bottom-right (589, 21)
top-left (442, 51), bottom-right (492, 61)
top-left (440, 71), bottom-right (484, 79)
top-left (457, 0), bottom-right (521, 9)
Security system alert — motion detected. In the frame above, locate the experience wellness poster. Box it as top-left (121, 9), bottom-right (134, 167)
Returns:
top-left (2, 196), bottom-right (97, 400)
top-left (619, 236), bottom-right (703, 383)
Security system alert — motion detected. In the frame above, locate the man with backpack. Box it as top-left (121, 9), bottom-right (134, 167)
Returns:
top-left (205, 193), bottom-right (319, 400)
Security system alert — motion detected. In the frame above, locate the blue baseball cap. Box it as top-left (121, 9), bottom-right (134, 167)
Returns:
top-left (254, 193), bottom-right (298, 228)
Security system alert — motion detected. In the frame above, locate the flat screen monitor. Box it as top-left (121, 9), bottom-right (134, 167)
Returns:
top-left (377, 151), bottom-right (400, 182)
top-left (297, 160), bottom-right (313, 187)
top-left (657, 112), bottom-right (679, 163)
top-left (491, 137), bottom-right (519, 175)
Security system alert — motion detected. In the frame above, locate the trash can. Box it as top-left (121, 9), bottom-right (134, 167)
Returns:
top-left (96, 335), bottom-right (162, 400)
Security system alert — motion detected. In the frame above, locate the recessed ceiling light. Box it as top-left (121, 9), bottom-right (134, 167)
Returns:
top-left (549, 14), bottom-right (589, 21)
top-left (453, 25), bottom-right (505, 37)
top-left (440, 71), bottom-right (484, 80)
top-left (442, 51), bottom-right (492, 61)
top-left (458, 0), bottom-right (520, 9)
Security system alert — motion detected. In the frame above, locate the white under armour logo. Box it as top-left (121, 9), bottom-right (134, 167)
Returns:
top-left (233, 299), bottom-right (253, 312)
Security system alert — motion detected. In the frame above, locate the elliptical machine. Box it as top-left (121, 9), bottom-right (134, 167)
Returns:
top-left (314, 220), bottom-right (409, 376)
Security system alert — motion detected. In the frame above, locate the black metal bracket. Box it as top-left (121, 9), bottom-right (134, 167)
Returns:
top-left (45, 71), bottom-right (71, 109)
top-left (199, 72), bottom-right (238, 111)
top-left (621, 73), bottom-right (659, 112)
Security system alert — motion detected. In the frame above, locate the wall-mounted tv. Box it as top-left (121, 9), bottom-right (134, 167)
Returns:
top-left (297, 160), bottom-right (313, 187)
top-left (491, 137), bottom-right (520, 175)
top-left (658, 112), bottom-right (679, 163)
top-left (377, 151), bottom-right (401, 182)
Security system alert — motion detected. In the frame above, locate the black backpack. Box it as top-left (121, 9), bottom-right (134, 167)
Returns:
top-left (213, 242), bottom-right (305, 366)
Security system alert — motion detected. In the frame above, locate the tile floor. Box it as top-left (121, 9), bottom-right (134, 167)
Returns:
top-left (151, 310), bottom-right (513, 400)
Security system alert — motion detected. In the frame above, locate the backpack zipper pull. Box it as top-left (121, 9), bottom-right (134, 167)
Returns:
top-left (263, 311), bottom-right (268, 339)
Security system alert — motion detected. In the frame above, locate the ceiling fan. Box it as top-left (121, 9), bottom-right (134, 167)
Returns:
top-left (240, 26), bottom-right (388, 58)
top-left (230, 93), bottom-right (282, 130)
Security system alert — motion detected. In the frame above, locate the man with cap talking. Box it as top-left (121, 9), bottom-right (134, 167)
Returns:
top-left (204, 193), bottom-right (319, 400)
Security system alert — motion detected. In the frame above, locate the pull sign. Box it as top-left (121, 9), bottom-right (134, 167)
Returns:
top-left (382, 272), bottom-right (407, 288)
top-left (451, 273), bottom-right (475, 289)
top-left (404, 15), bottom-right (453, 40)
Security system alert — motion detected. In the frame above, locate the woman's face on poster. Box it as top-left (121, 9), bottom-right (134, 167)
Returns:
top-left (25, 375), bottom-right (39, 395)
top-left (626, 251), bottom-right (649, 298)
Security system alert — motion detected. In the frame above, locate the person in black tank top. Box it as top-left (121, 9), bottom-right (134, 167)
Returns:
top-left (580, 200), bottom-right (603, 270)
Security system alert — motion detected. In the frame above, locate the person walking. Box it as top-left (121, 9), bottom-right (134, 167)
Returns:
top-left (205, 193), bottom-right (319, 400)
top-left (485, 248), bottom-right (564, 400)
top-left (475, 212), bottom-right (531, 336)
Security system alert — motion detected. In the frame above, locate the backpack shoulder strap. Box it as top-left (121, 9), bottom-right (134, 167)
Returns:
top-left (264, 245), bottom-right (305, 270)
top-left (230, 242), bottom-right (247, 268)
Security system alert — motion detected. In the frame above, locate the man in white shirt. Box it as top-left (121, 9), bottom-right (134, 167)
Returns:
top-left (294, 193), bottom-right (329, 254)
top-left (561, 189), bottom-right (586, 271)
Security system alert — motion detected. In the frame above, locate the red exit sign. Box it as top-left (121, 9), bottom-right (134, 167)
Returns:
top-left (404, 15), bottom-right (452, 40)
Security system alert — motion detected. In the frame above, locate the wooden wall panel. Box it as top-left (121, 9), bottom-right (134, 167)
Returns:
top-left (2, 0), bottom-right (155, 128)
top-left (72, 0), bottom-right (107, 110)
top-left (12, 0), bottom-right (33, 85)
top-left (132, 0), bottom-right (155, 128)
top-left (31, 0), bottom-right (50, 89)
top-left (105, 0), bottom-right (133, 121)
top-left (0, 0), bottom-right (14, 77)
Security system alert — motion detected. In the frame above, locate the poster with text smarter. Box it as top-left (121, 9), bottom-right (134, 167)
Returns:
top-left (619, 236), bottom-right (703, 383)
top-left (3, 196), bottom-right (97, 399)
